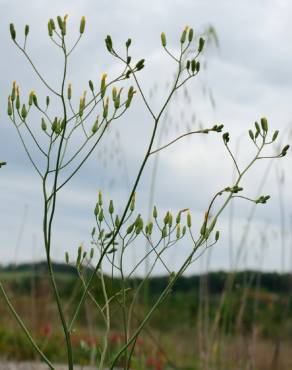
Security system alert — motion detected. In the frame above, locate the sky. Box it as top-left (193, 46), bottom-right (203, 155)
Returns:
top-left (0, 0), bottom-right (292, 275)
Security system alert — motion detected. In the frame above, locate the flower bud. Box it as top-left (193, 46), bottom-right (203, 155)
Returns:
top-left (168, 213), bottom-right (173, 227)
top-left (65, 252), bottom-right (69, 264)
top-left (109, 200), bottom-right (114, 214)
top-left (41, 118), bottom-right (47, 131)
top-left (200, 213), bottom-right (208, 237)
top-left (195, 61), bottom-right (200, 72)
top-left (130, 192), bottom-right (136, 211)
top-left (135, 59), bottom-right (145, 71)
top-left (89, 80), bottom-right (94, 92)
top-left (126, 38), bottom-right (131, 48)
top-left (21, 104), bottom-right (27, 119)
top-left (222, 132), bottom-right (230, 144)
top-left (147, 220), bottom-right (153, 235)
top-left (105, 35), bottom-right (113, 52)
top-left (248, 130), bottom-right (254, 141)
top-left (103, 97), bottom-right (109, 119)
top-left (161, 32), bottom-right (167, 47)
top-left (52, 117), bottom-right (58, 132)
top-left (272, 130), bottom-right (279, 142)
top-left (7, 97), bottom-right (12, 117)
top-left (28, 91), bottom-right (34, 106)
top-left (176, 224), bottom-right (181, 239)
top-left (100, 73), bottom-right (107, 98)
top-left (57, 16), bottom-right (64, 33)
top-left (198, 37), bottom-right (205, 53)
top-left (67, 83), bottom-right (72, 100)
top-left (24, 25), bottom-right (29, 37)
top-left (215, 230), bottom-right (220, 241)
top-left (187, 212), bottom-right (192, 228)
top-left (153, 205), bottom-right (158, 219)
top-left (191, 59), bottom-right (196, 73)
top-left (62, 14), bottom-right (68, 36)
top-left (48, 21), bottom-right (53, 37)
top-left (180, 26), bottom-right (188, 44)
top-left (98, 209), bottom-right (104, 222)
top-left (125, 86), bottom-right (135, 108)
top-left (114, 89), bottom-right (121, 110)
top-left (254, 121), bottom-right (260, 133)
top-left (115, 215), bottom-right (120, 228)
top-left (126, 223), bottom-right (134, 234)
top-left (46, 96), bottom-right (50, 107)
top-left (16, 93), bottom-right (20, 110)
top-left (79, 97), bottom-right (84, 117)
top-left (281, 144), bottom-right (290, 157)
top-left (32, 93), bottom-right (38, 107)
top-left (11, 82), bottom-right (16, 102)
top-left (80, 16), bottom-right (86, 34)
top-left (260, 117), bottom-right (268, 132)
top-left (94, 203), bottom-right (99, 216)
top-left (9, 23), bottom-right (16, 40)
top-left (135, 215), bottom-right (143, 235)
top-left (49, 19), bottom-right (56, 31)
top-left (164, 211), bottom-right (170, 225)
top-left (162, 226), bottom-right (167, 238)
top-left (188, 28), bottom-right (194, 43)
top-left (92, 116), bottom-right (99, 134)
top-left (98, 190), bottom-right (103, 206)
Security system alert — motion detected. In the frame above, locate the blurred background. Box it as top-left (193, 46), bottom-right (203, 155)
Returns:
top-left (0, 1), bottom-right (291, 369)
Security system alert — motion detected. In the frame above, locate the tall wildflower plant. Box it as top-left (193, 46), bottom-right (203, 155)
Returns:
top-left (1, 16), bottom-right (289, 369)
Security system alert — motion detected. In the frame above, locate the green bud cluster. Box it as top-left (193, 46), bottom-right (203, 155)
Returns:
top-left (255, 195), bottom-right (270, 204)
top-left (225, 185), bottom-right (243, 194)
top-left (211, 124), bottom-right (224, 133)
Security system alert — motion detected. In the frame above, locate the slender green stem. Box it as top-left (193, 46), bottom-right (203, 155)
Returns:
top-left (0, 282), bottom-right (54, 369)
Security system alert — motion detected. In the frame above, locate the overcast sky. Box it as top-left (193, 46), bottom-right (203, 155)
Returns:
top-left (0, 0), bottom-right (292, 275)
